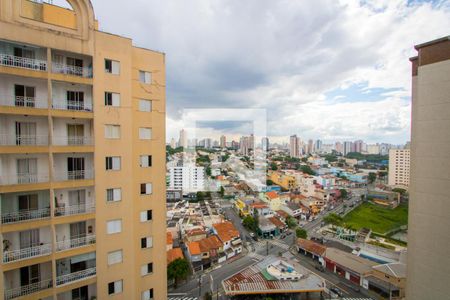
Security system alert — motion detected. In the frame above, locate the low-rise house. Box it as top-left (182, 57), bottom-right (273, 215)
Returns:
top-left (167, 232), bottom-right (173, 251)
top-left (258, 216), bottom-right (279, 238)
top-left (368, 190), bottom-right (400, 208)
top-left (198, 235), bottom-right (224, 269)
top-left (186, 241), bottom-right (203, 272)
top-left (167, 247), bottom-right (184, 265)
top-left (281, 201), bottom-right (303, 219)
top-left (366, 262), bottom-right (406, 299)
top-left (262, 191), bottom-right (285, 211)
top-left (275, 210), bottom-right (289, 222)
top-left (296, 238), bottom-right (327, 263)
top-left (248, 202), bottom-right (272, 217)
top-left (268, 216), bottom-right (287, 233)
top-left (185, 228), bottom-right (207, 242)
top-left (213, 222), bottom-right (242, 258)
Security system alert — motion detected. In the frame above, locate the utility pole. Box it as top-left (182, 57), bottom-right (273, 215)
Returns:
top-left (266, 240), bottom-right (269, 256)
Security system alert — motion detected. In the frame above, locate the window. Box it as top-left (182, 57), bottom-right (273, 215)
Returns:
top-left (140, 183), bottom-right (152, 195)
top-left (108, 250), bottom-right (123, 266)
top-left (141, 263), bottom-right (153, 276)
top-left (139, 71), bottom-right (151, 84)
top-left (139, 128), bottom-right (152, 140)
top-left (107, 219), bottom-right (122, 234)
top-left (141, 289), bottom-right (154, 300)
top-left (140, 155), bottom-right (152, 167)
top-left (105, 59), bottom-right (120, 75)
top-left (105, 92), bottom-right (120, 107)
top-left (106, 188), bottom-right (122, 202)
top-left (105, 125), bottom-right (120, 139)
top-left (139, 99), bottom-right (152, 112)
top-left (106, 157), bottom-right (121, 171)
top-left (108, 280), bottom-right (123, 295)
top-left (140, 210), bottom-right (152, 222)
top-left (141, 236), bottom-right (153, 249)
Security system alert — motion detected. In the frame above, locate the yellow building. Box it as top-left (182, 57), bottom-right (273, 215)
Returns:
top-left (269, 172), bottom-right (296, 190)
top-left (0, 1), bottom-right (166, 299)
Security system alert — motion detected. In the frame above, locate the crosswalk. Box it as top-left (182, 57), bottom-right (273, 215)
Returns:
top-left (252, 239), bottom-right (291, 250)
top-left (248, 251), bottom-right (266, 261)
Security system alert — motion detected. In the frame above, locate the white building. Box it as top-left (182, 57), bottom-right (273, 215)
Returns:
top-left (168, 166), bottom-right (205, 194)
top-left (289, 135), bottom-right (300, 158)
top-left (388, 149), bottom-right (410, 188)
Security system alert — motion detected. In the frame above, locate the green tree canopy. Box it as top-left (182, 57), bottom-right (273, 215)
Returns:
top-left (286, 216), bottom-right (298, 229)
top-left (167, 258), bottom-right (190, 287)
top-left (339, 189), bottom-right (348, 199)
top-left (296, 227), bottom-right (308, 239)
top-left (368, 172), bottom-right (377, 183)
top-left (298, 165), bottom-right (315, 175)
top-left (243, 215), bottom-right (258, 232)
top-left (323, 213), bottom-right (344, 227)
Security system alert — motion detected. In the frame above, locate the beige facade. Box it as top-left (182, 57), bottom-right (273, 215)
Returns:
top-left (407, 36), bottom-right (450, 300)
top-left (0, 1), bottom-right (166, 299)
top-left (388, 149), bottom-right (410, 188)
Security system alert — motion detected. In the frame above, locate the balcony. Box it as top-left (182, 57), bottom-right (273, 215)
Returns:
top-left (53, 170), bottom-right (93, 182)
top-left (54, 201), bottom-right (95, 217)
top-left (3, 261), bottom-right (53, 299)
top-left (0, 96), bottom-right (48, 109)
top-left (4, 278), bottom-right (53, 300)
top-left (0, 53), bottom-right (47, 72)
top-left (53, 136), bottom-right (93, 146)
top-left (2, 243), bottom-right (52, 263)
top-left (1, 207), bottom-right (50, 224)
top-left (55, 234), bottom-right (96, 252)
top-left (0, 134), bottom-right (49, 146)
top-left (0, 173), bottom-right (49, 185)
top-left (52, 63), bottom-right (92, 78)
top-left (52, 100), bottom-right (93, 112)
top-left (56, 267), bottom-right (96, 286)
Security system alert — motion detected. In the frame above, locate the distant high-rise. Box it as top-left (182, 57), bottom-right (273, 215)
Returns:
top-left (262, 137), bottom-right (270, 152)
top-left (249, 134), bottom-right (255, 150)
top-left (315, 139), bottom-right (323, 153)
top-left (220, 135), bottom-right (227, 148)
top-left (335, 141), bottom-right (343, 154)
top-left (354, 140), bottom-right (364, 153)
top-left (366, 144), bottom-right (380, 154)
top-left (179, 129), bottom-right (188, 148)
top-left (407, 36), bottom-right (450, 300)
top-left (239, 136), bottom-right (250, 156)
top-left (289, 135), bottom-right (300, 157)
top-left (307, 139), bottom-right (314, 155)
top-left (343, 141), bottom-right (353, 156)
top-left (170, 138), bottom-right (177, 149)
top-left (388, 149), bottom-right (410, 188)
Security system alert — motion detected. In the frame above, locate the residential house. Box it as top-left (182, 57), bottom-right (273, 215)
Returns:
top-left (258, 217), bottom-right (279, 238)
top-left (213, 222), bottom-right (242, 259)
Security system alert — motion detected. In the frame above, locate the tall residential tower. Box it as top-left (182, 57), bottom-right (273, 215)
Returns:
top-left (0, 1), bottom-right (166, 299)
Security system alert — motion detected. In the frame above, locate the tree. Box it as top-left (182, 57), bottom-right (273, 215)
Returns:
top-left (296, 227), bottom-right (307, 239)
top-left (368, 172), bottom-right (377, 184)
top-left (243, 216), bottom-right (258, 232)
top-left (266, 179), bottom-right (274, 186)
top-left (339, 189), bottom-right (348, 199)
top-left (167, 258), bottom-right (190, 288)
top-left (392, 188), bottom-right (407, 196)
top-left (219, 186), bottom-right (225, 197)
top-left (270, 162), bottom-right (278, 171)
top-left (286, 216), bottom-right (298, 229)
top-left (299, 165), bottom-right (315, 175)
top-left (323, 213), bottom-right (344, 227)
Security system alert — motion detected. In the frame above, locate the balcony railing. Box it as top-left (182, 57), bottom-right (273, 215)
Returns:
top-left (55, 234), bottom-right (96, 252)
top-left (0, 173), bottom-right (49, 186)
top-left (0, 53), bottom-right (47, 71)
top-left (54, 201), bottom-right (95, 217)
top-left (52, 136), bottom-right (94, 146)
top-left (52, 63), bottom-right (93, 78)
top-left (1, 207), bottom-right (50, 224)
top-left (53, 170), bottom-right (94, 182)
top-left (56, 267), bottom-right (96, 286)
top-left (4, 278), bottom-right (52, 300)
top-left (0, 134), bottom-right (49, 146)
top-left (52, 100), bottom-right (93, 112)
top-left (3, 243), bottom-right (52, 263)
top-left (0, 96), bottom-right (48, 109)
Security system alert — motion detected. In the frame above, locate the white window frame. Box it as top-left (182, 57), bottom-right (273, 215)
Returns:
top-left (139, 99), bottom-right (152, 112)
top-left (106, 188), bottom-right (122, 202)
top-left (139, 71), bottom-right (151, 84)
top-left (105, 125), bottom-right (120, 139)
top-left (105, 59), bottom-right (120, 75)
top-left (141, 289), bottom-right (154, 300)
top-left (140, 263), bottom-right (153, 276)
top-left (141, 236), bottom-right (153, 249)
top-left (140, 183), bottom-right (152, 195)
top-left (107, 219), bottom-right (122, 234)
top-left (139, 128), bottom-right (152, 140)
top-left (107, 250), bottom-right (123, 266)
top-left (105, 92), bottom-right (120, 107)
top-left (140, 210), bottom-right (152, 222)
top-left (140, 155), bottom-right (152, 168)
top-left (106, 156), bottom-right (121, 171)
top-left (108, 280), bottom-right (123, 295)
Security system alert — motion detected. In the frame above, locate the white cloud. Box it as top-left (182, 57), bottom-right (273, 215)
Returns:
top-left (89, 0), bottom-right (450, 144)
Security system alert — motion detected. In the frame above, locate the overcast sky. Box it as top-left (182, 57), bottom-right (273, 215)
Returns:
top-left (69, 0), bottom-right (450, 143)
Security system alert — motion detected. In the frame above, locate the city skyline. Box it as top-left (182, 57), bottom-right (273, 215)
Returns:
top-left (86, 0), bottom-right (450, 144)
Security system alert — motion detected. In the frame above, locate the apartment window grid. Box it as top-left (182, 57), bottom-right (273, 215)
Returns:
top-left (105, 92), bottom-right (120, 107)
top-left (139, 99), bottom-right (152, 112)
top-left (139, 127), bottom-right (152, 140)
top-left (107, 250), bottom-right (123, 266)
top-left (105, 59), bottom-right (120, 75)
top-left (141, 288), bottom-right (154, 300)
top-left (107, 219), bottom-right (122, 234)
top-left (105, 124), bottom-right (120, 139)
top-left (141, 236), bottom-right (153, 249)
top-left (141, 262), bottom-right (153, 276)
top-left (140, 155), bottom-right (152, 167)
top-left (139, 70), bottom-right (151, 84)
top-left (140, 210), bottom-right (153, 222)
top-left (140, 183), bottom-right (152, 195)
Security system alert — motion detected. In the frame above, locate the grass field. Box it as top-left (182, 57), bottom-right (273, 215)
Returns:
top-left (343, 202), bottom-right (408, 234)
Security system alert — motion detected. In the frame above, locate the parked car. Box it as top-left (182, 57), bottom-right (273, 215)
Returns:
top-left (330, 287), bottom-right (343, 297)
top-left (315, 265), bottom-right (325, 272)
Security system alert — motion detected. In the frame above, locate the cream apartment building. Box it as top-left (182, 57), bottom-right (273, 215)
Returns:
top-left (407, 36), bottom-right (450, 300)
top-left (0, 0), bottom-right (166, 299)
top-left (388, 149), bottom-right (410, 188)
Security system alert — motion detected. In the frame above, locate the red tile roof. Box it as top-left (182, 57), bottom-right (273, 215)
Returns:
top-left (187, 241), bottom-right (201, 255)
top-left (297, 238), bottom-right (326, 256)
top-left (213, 221), bottom-right (240, 242)
top-left (167, 248), bottom-right (184, 264)
top-left (167, 232), bottom-right (173, 245)
top-left (268, 217), bottom-right (286, 229)
top-left (266, 191), bottom-right (279, 200)
top-left (198, 235), bottom-right (223, 252)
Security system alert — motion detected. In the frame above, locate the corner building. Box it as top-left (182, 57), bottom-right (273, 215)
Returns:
top-left (0, 1), bottom-right (166, 299)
